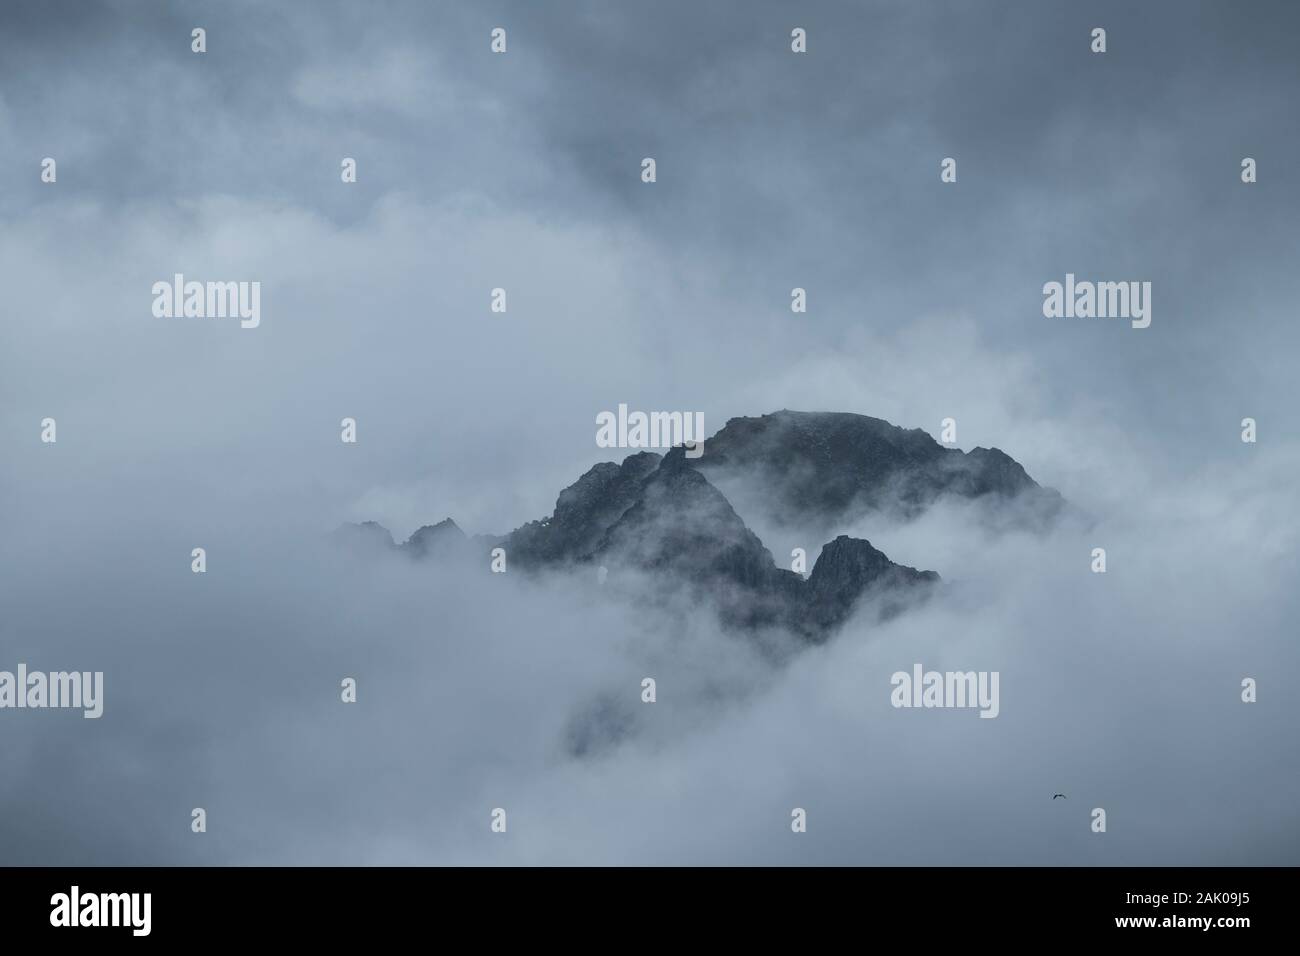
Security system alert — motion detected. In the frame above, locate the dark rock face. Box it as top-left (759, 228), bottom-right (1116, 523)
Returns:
top-left (332, 411), bottom-right (1062, 640)
top-left (694, 410), bottom-right (1064, 529)
top-left (334, 451), bottom-right (937, 639)
top-left (591, 447), bottom-right (808, 630)
top-left (506, 451), bottom-right (660, 569)
top-left (797, 536), bottom-right (939, 637)
top-left (577, 448), bottom-right (939, 636)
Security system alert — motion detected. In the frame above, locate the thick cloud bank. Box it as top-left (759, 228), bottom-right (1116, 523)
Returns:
top-left (2, 0), bottom-right (1297, 864)
top-left (1, 424), bottom-right (1296, 864)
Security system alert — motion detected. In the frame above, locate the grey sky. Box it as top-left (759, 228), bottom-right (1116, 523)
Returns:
top-left (0, 1), bottom-right (1296, 864)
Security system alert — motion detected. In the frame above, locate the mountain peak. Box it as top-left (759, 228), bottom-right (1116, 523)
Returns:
top-left (796, 535), bottom-right (939, 636)
top-left (332, 410), bottom-right (1068, 640)
top-left (695, 410), bottom-right (1062, 529)
top-left (507, 451), bottom-right (661, 568)
top-left (401, 518), bottom-right (467, 559)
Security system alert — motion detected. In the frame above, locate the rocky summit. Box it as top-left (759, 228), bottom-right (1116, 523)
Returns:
top-left (694, 410), bottom-right (1064, 531)
top-left (336, 412), bottom-right (1062, 640)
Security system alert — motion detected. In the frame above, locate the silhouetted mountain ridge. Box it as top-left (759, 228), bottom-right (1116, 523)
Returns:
top-left (696, 410), bottom-right (1063, 529)
top-left (336, 411), bottom-right (1062, 638)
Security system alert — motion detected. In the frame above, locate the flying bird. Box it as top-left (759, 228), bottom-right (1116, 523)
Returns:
top-left (1053, 794), bottom-right (1067, 800)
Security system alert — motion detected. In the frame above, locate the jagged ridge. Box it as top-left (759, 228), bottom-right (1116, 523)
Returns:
top-left (337, 435), bottom-right (944, 639)
top-left (695, 410), bottom-right (1063, 529)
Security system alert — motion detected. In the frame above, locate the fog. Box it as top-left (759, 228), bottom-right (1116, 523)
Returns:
top-left (1, 0), bottom-right (1297, 864)
top-left (2, 388), bottom-right (1296, 863)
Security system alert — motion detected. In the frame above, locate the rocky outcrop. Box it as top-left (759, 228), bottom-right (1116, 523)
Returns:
top-left (694, 410), bottom-right (1063, 529)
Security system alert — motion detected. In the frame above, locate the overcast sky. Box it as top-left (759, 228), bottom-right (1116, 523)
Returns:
top-left (1, 0), bottom-right (1297, 865)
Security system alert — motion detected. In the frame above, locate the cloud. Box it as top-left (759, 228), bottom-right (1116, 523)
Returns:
top-left (1, 0), bottom-right (1297, 864)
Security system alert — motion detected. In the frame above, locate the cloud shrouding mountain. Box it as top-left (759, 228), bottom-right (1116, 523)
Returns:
top-left (342, 409), bottom-right (1069, 642)
top-left (1, 0), bottom-right (1298, 864)
top-left (3, 402), bottom-right (1297, 864)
